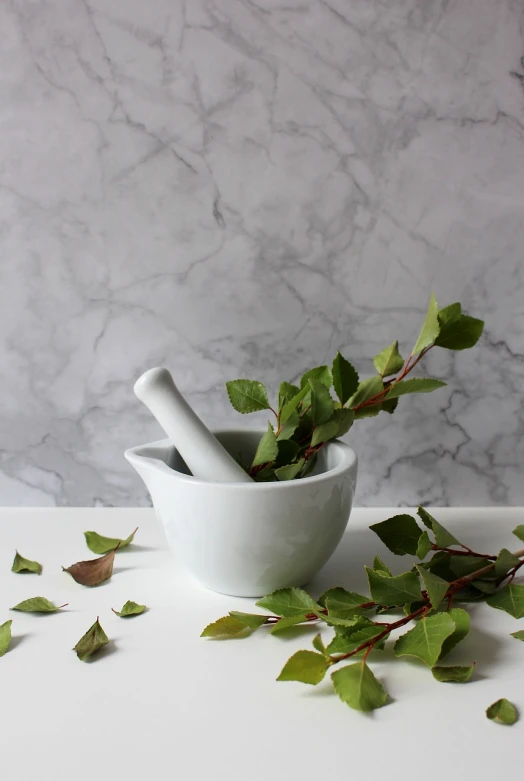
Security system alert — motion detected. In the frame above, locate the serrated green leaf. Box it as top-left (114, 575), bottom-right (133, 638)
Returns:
top-left (277, 410), bottom-right (299, 441)
top-left (320, 614), bottom-right (364, 628)
top-left (0, 620), bottom-right (12, 657)
top-left (370, 514), bottom-right (422, 556)
top-left (435, 313), bottom-right (484, 351)
top-left (84, 527), bottom-right (137, 554)
top-left (332, 662), bottom-right (388, 712)
top-left (373, 555), bottom-right (392, 576)
top-left (327, 623), bottom-right (387, 655)
top-left (366, 567), bottom-right (421, 607)
top-left (354, 405), bottom-right (380, 419)
top-left (432, 664), bottom-right (475, 683)
top-left (112, 600), bottom-right (147, 618)
top-left (331, 407), bottom-right (355, 437)
top-left (413, 292), bottom-right (439, 354)
top-left (437, 302), bottom-right (462, 325)
top-left (274, 459), bottom-right (305, 481)
top-left (11, 597), bottom-right (66, 613)
top-left (280, 385), bottom-right (309, 425)
top-left (347, 376), bottom-right (383, 409)
top-left (312, 633), bottom-right (329, 657)
top-left (309, 378), bottom-right (334, 426)
top-left (278, 381), bottom-right (300, 409)
top-left (226, 379), bottom-right (270, 414)
top-left (332, 352), bottom-right (359, 405)
top-left (416, 566), bottom-right (448, 611)
top-left (471, 579), bottom-right (497, 594)
top-left (201, 615), bottom-right (254, 638)
top-left (318, 587), bottom-right (371, 618)
top-left (274, 439), bottom-right (299, 467)
top-left (251, 422), bottom-right (278, 467)
top-left (422, 551), bottom-right (455, 582)
top-left (277, 650), bottom-right (329, 685)
top-left (270, 614), bottom-right (309, 634)
top-left (439, 608), bottom-right (470, 659)
top-left (380, 397), bottom-right (399, 415)
top-left (512, 525), bottom-right (524, 543)
top-left (11, 552), bottom-right (42, 574)
top-left (416, 531), bottom-right (433, 560)
top-left (373, 341), bottom-right (405, 377)
top-left (256, 587), bottom-right (321, 617)
top-left (511, 630), bottom-right (524, 641)
top-left (386, 378), bottom-right (446, 400)
top-left (449, 556), bottom-right (490, 579)
top-left (394, 613), bottom-right (456, 667)
top-left (311, 420), bottom-right (338, 447)
top-left (486, 698), bottom-right (518, 725)
top-left (417, 507), bottom-right (461, 548)
top-left (300, 366), bottom-right (332, 390)
top-left (487, 583), bottom-right (524, 618)
top-left (73, 618), bottom-right (109, 662)
top-left (493, 548), bottom-right (521, 578)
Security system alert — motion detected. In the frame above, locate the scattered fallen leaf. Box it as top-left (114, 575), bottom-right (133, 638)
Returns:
top-left (63, 549), bottom-right (116, 587)
top-left (112, 600), bottom-right (146, 617)
top-left (11, 597), bottom-right (67, 613)
top-left (0, 620), bottom-right (12, 656)
top-left (84, 527), bottom-right (138, 554)
top-left (73, 618), bottom-right (110, 661)
top-left (12, 552), bottom-right (42, 574)
top-left (486, 698), bottom-right (518, 725)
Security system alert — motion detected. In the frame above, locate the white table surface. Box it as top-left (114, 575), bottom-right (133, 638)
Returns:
top-left (1, 507), bottom-right (522, 780)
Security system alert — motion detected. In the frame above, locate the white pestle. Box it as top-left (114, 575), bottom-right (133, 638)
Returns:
top-left (134, 367), bottom-right (253, 483)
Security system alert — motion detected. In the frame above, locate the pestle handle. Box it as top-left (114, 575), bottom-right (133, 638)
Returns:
top-left (134, 368), bottom-right (252, 483)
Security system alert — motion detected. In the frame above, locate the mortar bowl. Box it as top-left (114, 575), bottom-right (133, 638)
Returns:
top-left (125, 430), bottom-right (358, 597)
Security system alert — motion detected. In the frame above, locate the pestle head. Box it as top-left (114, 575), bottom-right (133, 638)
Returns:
top-left (134, 367), bottom-right (175, 401)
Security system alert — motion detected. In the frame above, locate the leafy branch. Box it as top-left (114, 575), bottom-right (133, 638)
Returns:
top-left (202, 508), bottom-right (524, 718)
top-left (226, 295), bottom-right (484, 481)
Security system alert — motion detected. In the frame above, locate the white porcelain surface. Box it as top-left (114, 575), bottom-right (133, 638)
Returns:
top-left (1, 1), bottom-right (523, 507)
top-left (125, 430), bottom-right (358, 596)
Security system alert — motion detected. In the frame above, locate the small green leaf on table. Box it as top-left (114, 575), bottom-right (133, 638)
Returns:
top-left (512, 525), bottom-right (524, 543)
top-left (112, 600), bottom-right (147, 618)
top-left (370, 513), bottom-right (422, 555)
top-left (366, 567), bottom-right (421, 607)
top-left (413, 292), bottom-right (439, 354)
top-left (251, 423), bottom-right (278, 467)
top-left (73, 618), bottom-right (109, 662)
top-left (416, 566), bottom-right (448, 611)
top-left (319, 587), bottom-right (370, 619)
top-left (11, 597), bottom-right (67, 613)
top-left (62, 549), bottom-right (116, 587)
top-left (386, 378), bottom-right (446, 400)
top-left (332, 662), bottom-right (388, 712)
top-left (439, 608), bottom-right (470, 659)
top-left (12, 552), bottom-right (42, 575)
top-left (327, 623), bottom-right (387, 656)
top-left (487, 583), bottom-right (524, 619)
top-left (0, 620), bottom-right (12, 657)
top-left (229, 611), bottom-right (267, 629)
top-left (417, 506), bottom-right (461, 548)
top-left (486, 698), bottom-right (518, 726)
top-left (256, 587), bottom-right (321, 617)
top-left (270, 614), bottom-right (309, 634)
top-left (394, 613), bottom-right (456, 667)
top-left (332, 352), bottom-right (359, 404)
top-left (277, 650), bottom-right (329, 685)
top-left (226, 380), bottom-right (270, 413)
top-left (511, 630), bottom-right (524, 641)
top-left (84, 527), bottom-right (138, 554)
top-left (201, 615), bottom-right (254, 638)
top-left (432, 664), bottom-right (475, 683)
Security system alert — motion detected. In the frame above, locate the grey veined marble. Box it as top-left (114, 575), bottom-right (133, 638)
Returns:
top-left (1, 0), bottom-right (523, 507)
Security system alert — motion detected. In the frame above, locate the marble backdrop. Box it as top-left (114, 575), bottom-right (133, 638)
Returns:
top-left (1, 0), bottom-right (523, 507)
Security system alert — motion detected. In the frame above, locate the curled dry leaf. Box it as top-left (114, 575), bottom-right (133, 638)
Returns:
top-left (73, 618), bottom-right (109, 662)
top-left (62, 549), bottom-right (116, 587)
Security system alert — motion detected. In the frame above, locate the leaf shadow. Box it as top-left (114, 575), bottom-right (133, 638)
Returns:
top-left (111, 566), bottom-right (135, 578)
top-left (9, 633), bottom-right (29, 651)
top-left (271, 624), bottom-right (320, 641)
top-left (116, 544), bottom-right (155, 554)
top-left (83, 640), bottom-right (118, 662)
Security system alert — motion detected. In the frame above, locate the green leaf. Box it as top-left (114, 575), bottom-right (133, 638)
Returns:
top-left (331, 662), bottom-right (388, 712)
top-left (417, 507), bottom-right (460, 547)
top-left (354, 405), bottom-right (380, 419)
top-left (327, 623), bottom-right (387, 655)
top-left (332, 352), bottom-right (359, 404)
top-left (435, 312), bottom-right (484, 351)
top-left (486, 698), bottom-right (518, 725)
top-left (84, 527), bottom-right (138, 554)
top-left (274, 439), bottom-right (299, 467)
top-left (439, 608), bottom-right (470, 659)
top-left (373, 555), bottom-right (392, 576)
top-left (347, 376), bottom-right (383, 409)
top-left (319, 587), bottom-right (370, 616)
top-left (256, 587), bottom-right (321, 617)
top-left (226, 379), bottom-right (270, 414)
top-left (300, 366), bottom-right (332, 390)
top-left (275, 459), bottom-right (305, 481)
top-left (11, 597), bottom-right (66, 613)
top-left (280, 385), bottom-right (309, 425)
top-left (416, 531), bottom-right (433, 560)
top-left (73, 618), bottom-right (109, 662)
top-left (437, 302), bottom-right (462, 325)
top-left (11, 551), bottom-right (42, 574)
top-left (278, 381), bottom-right (300, 409)
top-left (370, 514), bottom-right (422, 556)
top-left (512, 525), bottom-right (524, 543)
top-left (394, 613), bottom-right (456, 667)
top-left (331, 408), bottom-right (355, 437)
top-left (0, 620), bottom-right (12, 657)
top-left (276, 410), bottom-right (299, 441)
top-left (112, 600), bottom-right (147, 618)
top-left (270, 614), bottom-right (309, 634)
top-left (386, 378), bottom-right (446, 400)
top-left (201, 615), bottom-right (254, 638)
top-left (380, 397), bottom-right (399, 415)
top-left (373, 341), bottom-right (405, 377)
top-left (493, 548), bottom-right (521, 578)
top-left (277, 650), bottom-right (329, 685)
top-left (511, 630), bottom-right (524, 641)
top-left (432, 664), bottom-right (475, 683)
top-left (449, 556), bottom-right (489, 579)
top-left (413, 292), bottom-right (439, 354)
top-left (471, 579), bottom-right (497, 594)
top-left (311, 420), bottom-right (338, 447)
top-left (416, 566), bottom-right (448, 611)
top-left (309, 378), bottom-right (334, 426)
top-left (251, 422), bottom-right (278, 467)
top-left (487, 583), bottom-right (524, 618)
top-left (366, 568), bottom-right (421, 607)
top-left (312, 633), bottom-right (329, 657)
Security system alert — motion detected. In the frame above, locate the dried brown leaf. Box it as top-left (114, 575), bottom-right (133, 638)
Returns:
top-left (62, 549), bottom-right (116, 587)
